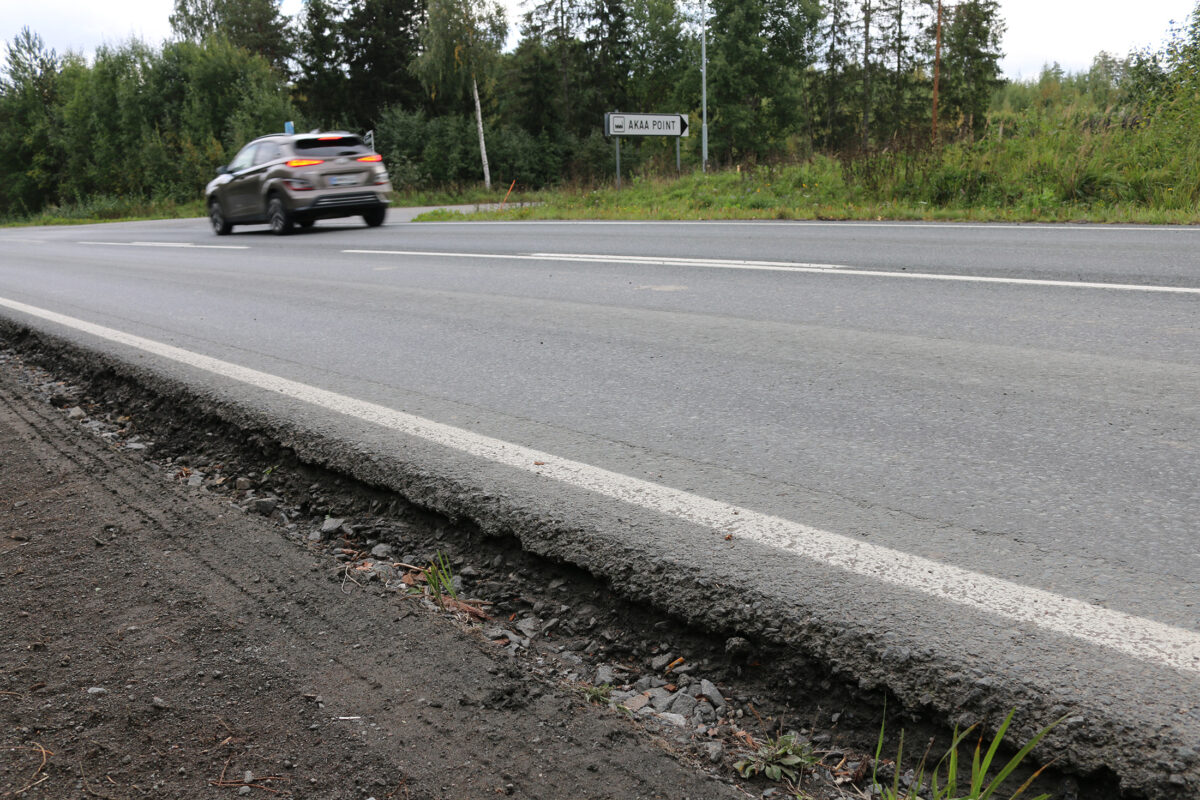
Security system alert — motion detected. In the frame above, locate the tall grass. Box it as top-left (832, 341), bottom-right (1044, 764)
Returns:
top-left (417, 95), bottom-right (1200, 224)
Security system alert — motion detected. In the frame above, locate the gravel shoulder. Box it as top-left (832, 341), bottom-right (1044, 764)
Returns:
top-left (0, 360), bottom-right (744, 799)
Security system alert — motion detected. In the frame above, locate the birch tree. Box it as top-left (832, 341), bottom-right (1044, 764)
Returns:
top-left (415, 0), bottom-right (508, 188)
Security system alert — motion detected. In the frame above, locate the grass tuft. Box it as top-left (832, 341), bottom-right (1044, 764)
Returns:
top-left (871, 708), bottom-right (1062, 800)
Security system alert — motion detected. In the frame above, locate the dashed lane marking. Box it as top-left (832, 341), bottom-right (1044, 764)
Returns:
top-left (79, 241), bottom-right (249, 250)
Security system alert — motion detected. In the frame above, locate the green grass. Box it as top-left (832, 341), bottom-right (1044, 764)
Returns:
top-left (871, 709), bottom-right (1062, 800)
top-left (412, 162), bottom-right (1200, 225)
top-left (0, 196), bottom-right (208, 227)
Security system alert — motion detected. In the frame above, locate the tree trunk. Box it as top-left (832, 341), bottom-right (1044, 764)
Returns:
top-left (861, 0), bottom-right (873, 150)
top-left (472, 74), bottom-right (491, 190)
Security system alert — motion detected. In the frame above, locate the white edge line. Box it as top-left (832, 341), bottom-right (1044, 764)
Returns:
top-left (1, 294), bottom-right (1198, 675)
top-left (344, 249), bottom-right (1200, 295)
top-left (403, 219), bottom-right (1200, 233)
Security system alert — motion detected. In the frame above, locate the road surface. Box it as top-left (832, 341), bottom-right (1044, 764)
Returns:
top-left (1, 216), bottom-right (1198, 796)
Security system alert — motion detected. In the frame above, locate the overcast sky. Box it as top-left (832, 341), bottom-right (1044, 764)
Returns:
top-left (1, 0), bottom-right (1195, 81)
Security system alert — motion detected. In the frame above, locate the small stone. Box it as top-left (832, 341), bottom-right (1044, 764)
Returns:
top-left (151, 697), bottom-right (170, 709)
top-left (235, 477), bottom-right (253, 491)
top-left (238, 787), bottom-right (251, 796)
top-left (321, 517), bottom-right (345, 534)
top-left (125, 442), bottom-right (147, 450)
top-left (67, 406), bottom-right (86, 420)
top-left (647, 687), bottom-right (674, 711)
top-left (188, 472), bottom-right (204, 487)
top-left (650, 654), bottom-right (675, 671)
top-left (703, 742), bottom-right (724, 763)
top-left (515, 618), bottom-right (542, 639)
top-left (698, 679), bottom-right (725, 709)
top-left (668, 691), bottom-right (698, 717)
top-left (86, 687), bottom-right (107, 696)
top-left (371, 544), bottom-right (394, 559)
top-left (594, 665), bottom-right (616, 685)
top-left (622, 694), bottom-right (649, 712)
top-left (249, 498), bottom-right (278, 515)
top-left (658, 712), bottom-right (688, 727)
top-left (307, 531), bottom-right (322, 542)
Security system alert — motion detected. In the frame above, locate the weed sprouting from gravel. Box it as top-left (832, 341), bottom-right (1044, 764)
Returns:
top-left (734, 732), bottom-right (818, 782)
top-left (871, 708), bottom-right (1062, 800)
top-left (580, 684), bottom-right (614, 704)
top-left (425, 551), bottom-right (459, 605)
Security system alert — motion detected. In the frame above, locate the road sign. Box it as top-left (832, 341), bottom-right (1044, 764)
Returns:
top-left (605, 113), bottom-right (689, 138)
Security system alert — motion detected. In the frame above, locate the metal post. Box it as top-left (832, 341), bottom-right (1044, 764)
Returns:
top-left (616, 137), bottom-right (621, 189)
top-left (676, 137), bottom-right (681, 174)
top-left (701, 0), bottom-right (708, 173)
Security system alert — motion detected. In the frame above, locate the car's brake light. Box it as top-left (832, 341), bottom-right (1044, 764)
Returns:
top-left (318, 136), bottom-right (342, 141)
top-left (357, 154), bottom-right (383, 162)
top-left (286, 159), bottom-right (324, 167)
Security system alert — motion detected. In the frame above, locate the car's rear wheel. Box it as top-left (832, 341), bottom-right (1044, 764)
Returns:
top-left (209, 200), bottom-right (232, 236)
top-left (268, 196), bottom-right (293, 236)
top-left (362, 207), bottom-right (386, 228)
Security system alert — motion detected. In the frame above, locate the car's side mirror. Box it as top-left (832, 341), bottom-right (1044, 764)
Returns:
top-left (215, 165), bottom-right (229, 176)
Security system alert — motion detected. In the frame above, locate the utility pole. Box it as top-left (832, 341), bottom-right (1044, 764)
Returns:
top-left (701, 0), bottom-right (708, 172)
top-left (932, 0), bottom-right (943, 146)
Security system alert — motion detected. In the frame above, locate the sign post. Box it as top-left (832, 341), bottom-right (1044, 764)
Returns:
top-left (604, 113), bottom-right (691, 188)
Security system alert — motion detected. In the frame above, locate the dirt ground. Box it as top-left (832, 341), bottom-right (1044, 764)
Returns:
top-left (0, 360), bottom-right (760, 799)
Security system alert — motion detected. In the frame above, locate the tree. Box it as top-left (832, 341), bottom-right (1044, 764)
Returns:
top-left (169, 0), bottom-right (293, 72)
top-left (415, 0), bottom-right (508, 188)
top-left (342, 0), bottom-right (427, 128)
top-left (583, 0), bottom-right (632, 120)
top-left (0, 28), bottom-right (63, 215)
top-left (294, 0), bottom-right (348, 125)
top-left (520, 0), bottom-right (591, 136)
top-left (708, 0), bottom-right (821, 161)
top-left (940, 0), bottom-right (1004, 137)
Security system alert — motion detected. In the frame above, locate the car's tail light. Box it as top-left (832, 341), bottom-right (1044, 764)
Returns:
top-left (286, 159), bottom-right (324, 167)
top-left (357, 154), bottom-right (383, 163)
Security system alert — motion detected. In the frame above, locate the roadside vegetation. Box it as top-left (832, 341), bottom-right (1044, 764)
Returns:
top-left (4, 1), bottom-right (1200, 225)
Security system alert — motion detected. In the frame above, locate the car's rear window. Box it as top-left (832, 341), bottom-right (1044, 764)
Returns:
top-left (294, 135), bottom-right (366, 155)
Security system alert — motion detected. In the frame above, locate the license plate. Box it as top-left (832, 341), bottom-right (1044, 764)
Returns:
top-left (328, 175), bottom-right (360, 187)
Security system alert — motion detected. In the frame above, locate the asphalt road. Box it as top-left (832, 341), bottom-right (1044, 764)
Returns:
top-left (2, 215), bottom-right (1198, 796)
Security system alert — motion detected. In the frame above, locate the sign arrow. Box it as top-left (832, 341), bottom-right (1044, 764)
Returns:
top-left (679, 115), bottom-right (689, 137)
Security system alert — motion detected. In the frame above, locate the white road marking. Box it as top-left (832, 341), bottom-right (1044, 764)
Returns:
top-left (408, 219), bottom-right (1200, 233)
top-left (346, 249), bottom-right (1200, 295)
top-left (345, 249), bottom-right (842, 271)
top-left (79, 241), bottom-right (249, 250)
top-left (2, 294), bottom-right (1199, 675)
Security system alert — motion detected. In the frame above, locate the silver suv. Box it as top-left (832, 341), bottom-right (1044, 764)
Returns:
top-left (206, 131), bottom-right (392, 235)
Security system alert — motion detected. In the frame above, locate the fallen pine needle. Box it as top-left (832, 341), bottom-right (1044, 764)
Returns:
top-left (12, 741), bottom-right (53, 796)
